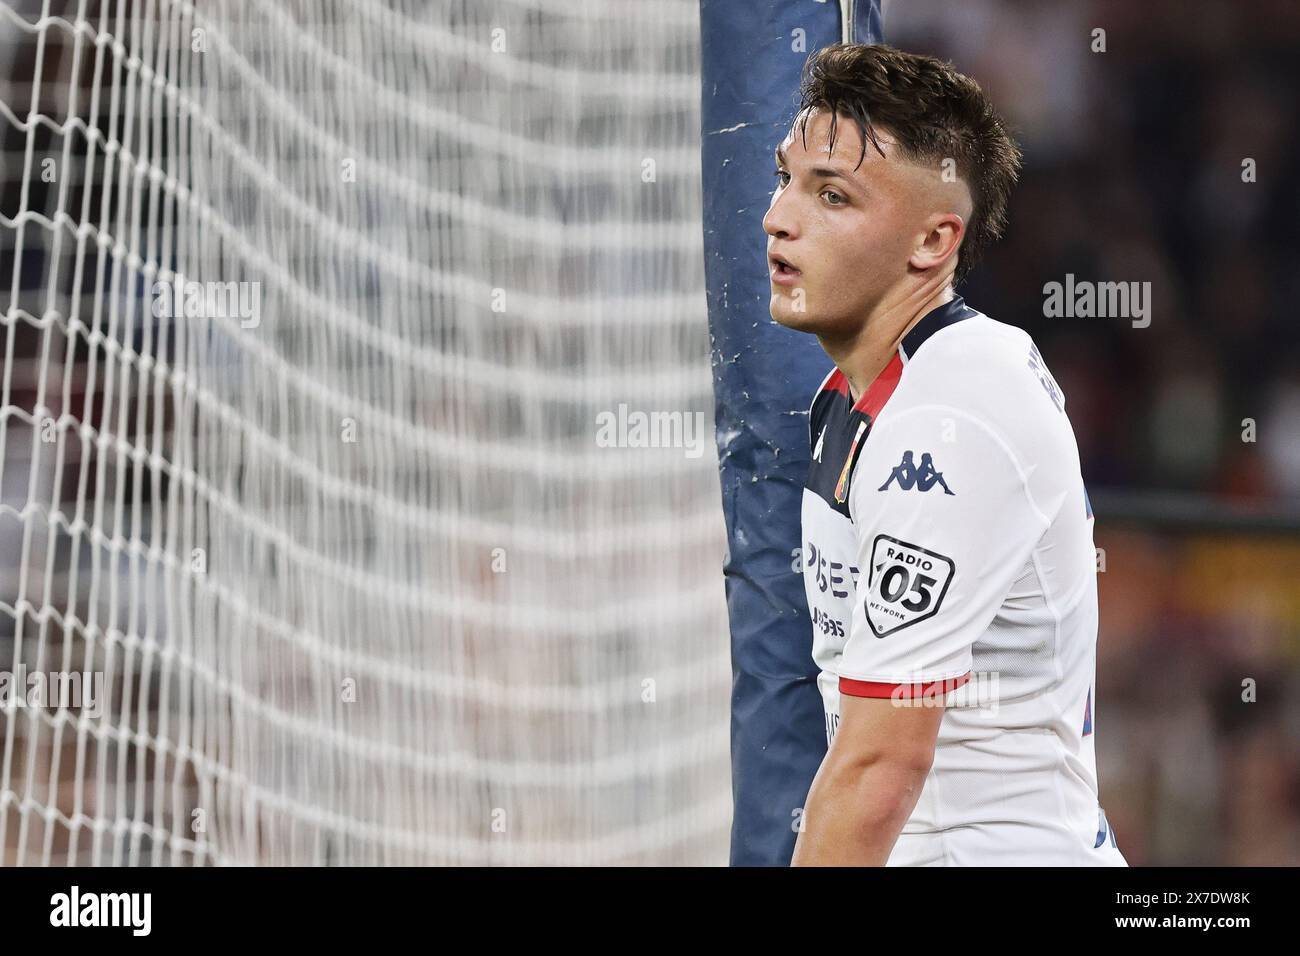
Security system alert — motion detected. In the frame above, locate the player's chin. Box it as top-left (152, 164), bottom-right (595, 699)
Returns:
top-left (769, 294), bottom-right (824, 334)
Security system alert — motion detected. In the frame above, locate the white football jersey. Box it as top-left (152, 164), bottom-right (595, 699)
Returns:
top-left (799, 296), bottom-right (1126, 866)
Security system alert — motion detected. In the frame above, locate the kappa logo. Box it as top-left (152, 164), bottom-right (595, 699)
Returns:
top-left (878, 450), bottom-right (955, 495)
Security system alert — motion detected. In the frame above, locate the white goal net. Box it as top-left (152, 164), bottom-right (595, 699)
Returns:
top-left (0, 0), bottom-right (729, 865)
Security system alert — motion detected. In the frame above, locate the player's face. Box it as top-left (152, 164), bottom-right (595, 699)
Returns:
top-left (763, 109), bottom-right (939, 337)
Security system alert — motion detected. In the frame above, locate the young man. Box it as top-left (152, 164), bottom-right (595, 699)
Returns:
top-left (768, 44), bottom-right (1126, 866)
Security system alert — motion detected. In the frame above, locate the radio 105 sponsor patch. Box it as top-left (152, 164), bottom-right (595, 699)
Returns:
top-left (866, 535), bottom-right (955, 637)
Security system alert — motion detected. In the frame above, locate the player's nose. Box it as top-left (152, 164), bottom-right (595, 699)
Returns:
top-left (762, 187), bottom-right (799, 241)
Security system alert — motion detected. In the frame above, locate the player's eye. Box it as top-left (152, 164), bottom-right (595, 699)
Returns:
top-left (822, 189), bottom-right (846, 206)
top-left (773, 168), bottom-right (790, 187)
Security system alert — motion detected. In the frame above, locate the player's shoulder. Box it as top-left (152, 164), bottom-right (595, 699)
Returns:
top-left (902, 307), bottom-right (1035, 395)
top-left (884, 300), bottom-right (1072, 457)
top-left (904, 303), bottom-right (1057, 407)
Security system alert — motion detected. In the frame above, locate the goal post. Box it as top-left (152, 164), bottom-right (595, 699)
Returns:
top-left (699, 0), bottom-right (883, 866)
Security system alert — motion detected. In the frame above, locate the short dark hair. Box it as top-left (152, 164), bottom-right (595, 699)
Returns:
top-left (795, 43), bottom-right (1021, 284)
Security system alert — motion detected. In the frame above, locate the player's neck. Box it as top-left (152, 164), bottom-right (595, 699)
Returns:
top-left (821, 279), bottom-right (954, 405)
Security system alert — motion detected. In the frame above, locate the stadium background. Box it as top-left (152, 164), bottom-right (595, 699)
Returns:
top-left (1, 0), bottom-right (1296, 865)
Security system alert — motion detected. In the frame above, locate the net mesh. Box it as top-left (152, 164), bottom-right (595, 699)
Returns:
top-left (0, 0), bottom-right (729, 865)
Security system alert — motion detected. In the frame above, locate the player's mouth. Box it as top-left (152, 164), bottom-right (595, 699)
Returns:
top-left (769, 253), bottom-right (802, 286)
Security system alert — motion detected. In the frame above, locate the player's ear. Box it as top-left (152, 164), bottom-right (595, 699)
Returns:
top-left (909, 212), bottom-right (964, 272)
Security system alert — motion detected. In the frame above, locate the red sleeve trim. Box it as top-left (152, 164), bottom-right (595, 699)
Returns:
top-left (839, 672), bottom-right (971, 700)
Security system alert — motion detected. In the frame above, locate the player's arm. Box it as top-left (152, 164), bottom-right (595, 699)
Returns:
top-left (792, 691), bottom-right (943, 865)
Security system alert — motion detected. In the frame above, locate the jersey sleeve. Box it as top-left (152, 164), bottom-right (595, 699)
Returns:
top-left (839, 404), bottom-right (1050, 699)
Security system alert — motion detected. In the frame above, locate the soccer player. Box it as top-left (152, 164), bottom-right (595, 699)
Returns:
top-left (768, 44), bottom-right (1127, 866)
